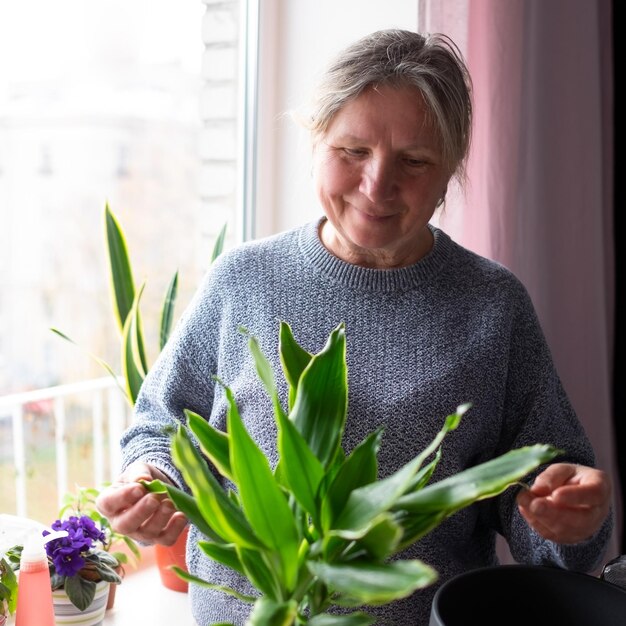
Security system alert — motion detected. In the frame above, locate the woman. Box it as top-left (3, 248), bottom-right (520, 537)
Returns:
top-left (97, 29), bottom-right (612, 624)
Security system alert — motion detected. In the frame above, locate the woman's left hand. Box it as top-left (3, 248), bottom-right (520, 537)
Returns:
top-left (516, 463), bottom-right (611, 544)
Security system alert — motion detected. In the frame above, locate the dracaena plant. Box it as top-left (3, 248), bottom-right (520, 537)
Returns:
top-left (143, 321), bottom-right (562, 626)
top-left (52, 202), bottom-right (227, 406)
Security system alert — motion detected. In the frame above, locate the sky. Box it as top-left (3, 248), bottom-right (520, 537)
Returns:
top-left (0, 1), bottom-right (203, 91)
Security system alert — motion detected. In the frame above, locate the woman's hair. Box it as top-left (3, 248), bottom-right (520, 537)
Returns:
top-left (301, 29), bottom-right (473, 182)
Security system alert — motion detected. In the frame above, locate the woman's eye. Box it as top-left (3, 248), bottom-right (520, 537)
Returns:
top-left (404, 157), bottom-right (426, 168)
top-left (342, 148), bottom-right (367, 157)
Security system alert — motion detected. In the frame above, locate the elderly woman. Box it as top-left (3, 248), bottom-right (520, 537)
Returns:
top-left (97, 29), bottom-right (612, 624)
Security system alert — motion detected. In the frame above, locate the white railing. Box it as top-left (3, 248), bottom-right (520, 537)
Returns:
top-left (0, 377), bottom-right (131, 518)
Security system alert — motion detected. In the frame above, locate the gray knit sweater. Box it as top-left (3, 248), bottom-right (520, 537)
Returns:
top-left (122, 218), bottom-right (612, 626)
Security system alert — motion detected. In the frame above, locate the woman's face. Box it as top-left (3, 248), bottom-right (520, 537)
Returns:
top-left (313, 84), bottom-right (451, 268)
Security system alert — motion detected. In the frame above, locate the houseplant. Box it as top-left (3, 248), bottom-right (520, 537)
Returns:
top-left (143, 320), bottom-right (562, 625)
top-left (52, 202), bottom-right (227, 590)
top-left (10, 513), bottom-right (122, 617)
top-left (58, 484), bottom-right (142, 607)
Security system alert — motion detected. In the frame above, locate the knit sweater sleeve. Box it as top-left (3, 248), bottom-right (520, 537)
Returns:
top-left (490, 279), bottom-right (613, 572)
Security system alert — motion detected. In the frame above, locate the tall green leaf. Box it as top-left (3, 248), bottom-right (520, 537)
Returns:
top-left (279, 321), bottom-right (313, 410)
top-left (289, 324), bottom-right (348, 468)
top-left (211, 222), bottom-right (228, 263)
top-left (186, 409), bottom-right (233, 481)
top-left (396, 444), bottom-right (562, 514)
top-left (332, 406), bottom-right (468, 538)
top-left (159, 271), bottom-right (179, 350)
top-left (121, 283), bottom-right (148, 404)
top-left (308, 614), bottom-right (376, 626)
top-left (224, 382), bottom-right (300, 591)
top-left (104, 203), bottom-right (135, 332)
top-left (171, 426), bottom-right (262, 549)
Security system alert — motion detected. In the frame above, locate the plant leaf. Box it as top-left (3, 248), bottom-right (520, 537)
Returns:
top-left (395, 444), bottom-right (563, 514)
top-left (104, 202), bottom-right (135, 333)
top-left (321, 428), bottom-right (383, 532)
top-left (198, 541), bottom-right (244, 576)
top-left (142, 478), bottom-right (224, 543)
top-left (308, 613), bottom-right (376, 626)
top-left (307, 559), bottom-right (437, 606)
top-left (170, 427), bottom-right (262, 549)
top-left (211, 222), bottom-right (228, 263)
top-left (186, 409), bottom-right (233, 481)
top-left (121, 284), bottom-right (147, 404)
top-left (159, 270), bottom-right (179, 350)
top-left (355, 513), bottom-right (403, 560)
top-left (332, 405), bottom-right (469, 538)
top-left (279, 321), bottom-right (313, 410)
top-left (49, 327), bottom-right (128, 400)
top-left (289, 323), bottom-right (348, 468)
top-left (247, 597), bottom-right (298, 626)
top-left (63, 574), bottom-right (96, 611)
top-left (237, 547), bottom-right (283, 600)
top-left (224, 381), bottom-right (300, 591)
top-left (170, 567), bottom-right (257, 604)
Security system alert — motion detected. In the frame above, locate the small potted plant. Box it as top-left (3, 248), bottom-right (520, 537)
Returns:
top-left (10, 514), bottom-right (122, 625)
top-left (58, 485), bottom-right (142, 608)
top-left (143, 321), bottom-right (562, 625)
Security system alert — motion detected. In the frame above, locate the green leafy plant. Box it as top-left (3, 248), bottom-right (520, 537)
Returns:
top-left (10, 514), bottom-right (122, 611)
top-left (58, 485), bottom-right (142, 572)
top-left (52, 202), bottom-right (227, 406)
top-left (143, 321), bottom-right (562, 625)
top-left (0, 553), bottom-right (18, 620)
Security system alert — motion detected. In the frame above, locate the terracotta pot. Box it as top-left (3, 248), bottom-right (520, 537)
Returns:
top-left (155, 526), bottom-right (189, 593)
top-left (106, 565), bottom-right (124, 610)
top-left (52, 580), bottom-right (109, 626)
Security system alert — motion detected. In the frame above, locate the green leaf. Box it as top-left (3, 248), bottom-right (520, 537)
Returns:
top-left (332, 405), bottom-right (469, 538)
top-left (396, 444), bottom-right (563, 514)
top-left (237, 547), bottom-right (283, 600)
top-left (104, 202), bottom-right (135, 333)
top-left (308, 613), bottom-right (375, 626)
top-left (279, 321), bottom-right (313, 410)
top-left (289, 323), bottom-right (348, 468)
top-left (142, 478), bottom-right (224, 543)
top-left (198, 541), bottom-right (244, 576)
top-left (50, 327), bottom-right (128, 400)
top-left (321, 428), bottom-right (383, 532)
top-left (170, 567), bottom-right (257, 604)
top-left (186, 409), bottom-right (233, 481)
top-left (170, 427), bottom-right (262, 549)
top-left (211, 222), bottom-right (228, 263)
top-left (0, 557), bottom-right (17, 614)
top-left (247, 597), bottom-right (298, 626)
top-left (307, 559), bottom-right (437, 606)
top-left (355, 513), bottom-right (403, 560)
top-left (225, 382), bottom-right (300, 591)
top-left (159, 271), bottom-right (179, 350)
top-left (121, 282), bottom-right (149, 404)
top-left (63, 574), bottom-right (96, 611)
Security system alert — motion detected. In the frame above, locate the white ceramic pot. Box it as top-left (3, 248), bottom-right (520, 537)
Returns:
top-left (52, 580), bottom-right (109, 626)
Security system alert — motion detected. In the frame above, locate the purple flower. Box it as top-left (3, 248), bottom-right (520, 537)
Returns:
top-left (43, 515), bottom-right (106, 578)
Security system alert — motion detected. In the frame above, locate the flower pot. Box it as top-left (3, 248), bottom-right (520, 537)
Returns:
top-left (155, 526), bottom-right (189, 593)
top-left (429, 564), bottom-right (626, 626)
top-left (52, 580), bottom-right (109, 626)
top-left (106, 564), bottom-right (124, 610)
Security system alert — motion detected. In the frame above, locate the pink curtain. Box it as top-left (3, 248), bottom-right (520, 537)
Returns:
top-left (422, 0), bottom-right (620, 562)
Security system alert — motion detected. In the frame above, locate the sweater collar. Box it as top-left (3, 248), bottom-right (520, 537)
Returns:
top-left (298, 217), bottom-right (455, 292)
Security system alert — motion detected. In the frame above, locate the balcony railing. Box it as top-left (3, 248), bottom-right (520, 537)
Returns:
top-left (0, 377), bottom-right (131, 519)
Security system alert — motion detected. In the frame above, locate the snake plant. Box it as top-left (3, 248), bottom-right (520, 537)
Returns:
top-left (144, 322), bottom-right (561, 625)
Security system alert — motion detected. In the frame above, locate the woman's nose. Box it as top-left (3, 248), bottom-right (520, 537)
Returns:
top-left (360, 158), bottom-right (396, 202)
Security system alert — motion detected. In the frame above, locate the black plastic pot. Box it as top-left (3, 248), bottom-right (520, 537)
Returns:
top-left (429, 564), bottom-right (626, 626)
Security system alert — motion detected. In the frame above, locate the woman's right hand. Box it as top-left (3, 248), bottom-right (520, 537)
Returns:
top-left (95, 461), bottom-right (188, 546)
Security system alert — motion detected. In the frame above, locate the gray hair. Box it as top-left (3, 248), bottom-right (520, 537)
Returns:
top-left (301, 29), bottom-right (473, 182)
